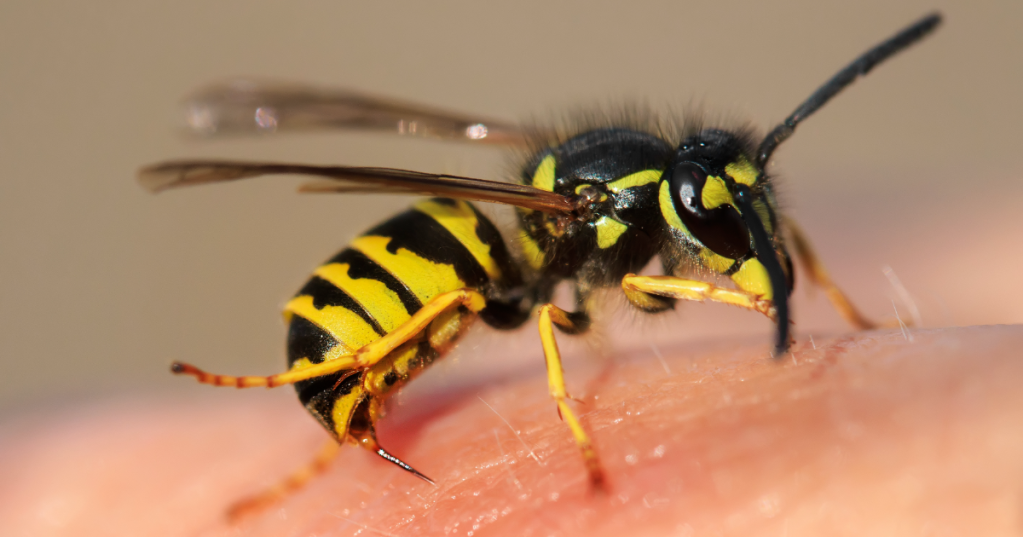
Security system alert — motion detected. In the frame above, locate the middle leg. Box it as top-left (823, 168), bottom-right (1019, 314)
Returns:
top-left (536, 303), bottom-right (605, 490)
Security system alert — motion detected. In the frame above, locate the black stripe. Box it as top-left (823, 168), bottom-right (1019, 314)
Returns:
top-left (467, 202), bottom-right (522, 289)
top-left (722, 253), bottom-right (752, 276)
top-left (298, 372), bottom-right (363, 432)
top-left (363, 205), bottom-right (490, 288)
top-left (287, 315), bottom-right (364, 435)
top-left (287, 314), bottom-right (338, 367)
top-left (327, 248), bottom-right (423, 315)
top-left (296, 276), bottom-right (385, 336)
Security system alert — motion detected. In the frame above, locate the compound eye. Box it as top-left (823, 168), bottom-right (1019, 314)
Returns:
top-left (669, 163), bottom-right (751, 259)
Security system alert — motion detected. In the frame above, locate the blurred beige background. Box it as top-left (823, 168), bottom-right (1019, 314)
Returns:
top-left (1, 0), bottom-right (1021, 413)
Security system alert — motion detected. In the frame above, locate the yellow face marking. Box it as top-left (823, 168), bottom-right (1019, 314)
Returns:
top-left (285, 295), bottom-right (381, 354)
top-left (606, 169), bottom-right (662, 193)
top-left (518, 230), bottom-right (545, 270)
top-left (725, 156), bottom-right (758, 186)
top-left (731, 258), bottom-right (773, 299)
top-left (658, 181), bottom-right (695, 240)
top-left (532, 154), bottom-right (556, 192)
top-left (594, 216), bottom-right (629, 249)
top-left (352, 235), bottom-right (465, 305)
top-left (752, 199), bottom-right (774, 235)
top-left (314, 263), bottom-right (411, 333)
top-left (330, 383), bottom-right (367, 440)
top-left (701, 175), bottom-right (734, 210)
top-left (699, 248), bottom-right (735, 273)
top-left (413, 199), bottom-right (501, 280)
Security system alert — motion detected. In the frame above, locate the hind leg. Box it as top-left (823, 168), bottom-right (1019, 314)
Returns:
top-left (225, 439), bottom-right (341, 522)
top-left (171, 288), bottom-right (488, 388)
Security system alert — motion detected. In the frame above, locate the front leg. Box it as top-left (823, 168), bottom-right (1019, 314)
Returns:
top-left (621, 273), bottom-right (777, 320)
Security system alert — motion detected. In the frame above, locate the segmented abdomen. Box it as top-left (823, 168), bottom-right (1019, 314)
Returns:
top-left (283, 198), bottom-right (517, 439)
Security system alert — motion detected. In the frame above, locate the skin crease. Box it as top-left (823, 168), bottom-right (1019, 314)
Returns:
top-left (2, 190), bottom-right (1023, 536)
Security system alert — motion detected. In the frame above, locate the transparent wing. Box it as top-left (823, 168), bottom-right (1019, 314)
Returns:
top-left (139, 160), bottom-right (575, 214)
top-left (181, 78), bottom-right (536, 146)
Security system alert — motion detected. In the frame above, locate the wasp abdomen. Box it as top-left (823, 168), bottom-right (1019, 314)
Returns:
top-left (283, 198), bottom-right (520, 442)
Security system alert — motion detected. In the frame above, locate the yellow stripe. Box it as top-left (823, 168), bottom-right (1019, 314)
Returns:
top-left (659, 181), bottom-right (695, 240)
top-left (606, 169), bottom-right (662, 193)
top-left (573, 183), bottom-right (609, 201)
top-left (330, 383), bottom-right (367, 439)
top-left (752, 200), bottom-right (774, 235)
top-left (731, 258), bottom-right (772, 299)
top-left (364, 341), bottom-right (420, 396)
top-left (413, 199), bottom-right (501, 280)
top-left (352, 235), bottom-right (465, 305)
top-left (284, 295), bottom-right (381, 354)
top-left (700, 248), bottom-right (735, 273)
top-left (594, 216), bottom-right (628, 248)
top-left (725, 157), bottom-right (758, 186)
top-left (314, 263), bottom-right (411, 333)
top-left (701, 175), bottom-right (734, 210)
top-left (518, 230), bottom-right (545, 270)
top-left (532, 154), bottom-right (556, 192)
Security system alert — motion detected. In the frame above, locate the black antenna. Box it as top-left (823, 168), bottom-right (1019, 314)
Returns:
top-left (733, 184), bottom-right (791, 356)
top-left (756, 13), bottom-right (942, 169)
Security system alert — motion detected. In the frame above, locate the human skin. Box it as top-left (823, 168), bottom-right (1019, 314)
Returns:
top-left (2, 317), bottom-right (1022, 536)
top-left (3, 181), bottom-right (1023, 536)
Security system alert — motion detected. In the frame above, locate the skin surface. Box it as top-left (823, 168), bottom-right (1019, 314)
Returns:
top-left (4, 3), bottom-right (1023, 535)
top-left (3, 180), bottom-right (1023, 537)
top-left (1, 322), bottom-right (1021, 536)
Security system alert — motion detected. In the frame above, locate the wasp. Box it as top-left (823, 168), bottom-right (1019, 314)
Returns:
top-left (140, 13), bottom-right (941, 518)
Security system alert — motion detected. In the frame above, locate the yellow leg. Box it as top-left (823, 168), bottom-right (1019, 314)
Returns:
top-left (537, 303), bottom-right (605, 490)
top-left (226, 439), bottom-right (341, 522)
top-left (622, 274), bottom-right (777, 320)
top-left (784, 217), bottom-right (881, 330)
top-left (172, 289), bottom-right (487, 388)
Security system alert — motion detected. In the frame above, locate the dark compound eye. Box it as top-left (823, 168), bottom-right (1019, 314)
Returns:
top-left (669, 162), bottom-right (751, 259)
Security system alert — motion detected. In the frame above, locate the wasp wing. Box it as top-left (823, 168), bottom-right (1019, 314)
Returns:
top-left (181, 78), bottom-right (537, 146)
top-left (139, 160), bottom-right (574, 214)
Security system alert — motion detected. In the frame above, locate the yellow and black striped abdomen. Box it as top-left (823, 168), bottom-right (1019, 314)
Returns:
top-left (283, 198), bottom-right (519, 440)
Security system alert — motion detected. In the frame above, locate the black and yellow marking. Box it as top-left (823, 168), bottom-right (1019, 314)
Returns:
top-left (156, 12), bottom-right (941, 519)
top-left (281, 198), bottom-right (518, 447)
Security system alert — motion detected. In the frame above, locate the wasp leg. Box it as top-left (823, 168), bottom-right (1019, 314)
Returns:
top-left (172, 289), bottom-right (488, 388)
top-left (225, 439), bottom-right (341, 523)
top-left (536, 303), bottom-right (605, 490)
top-left (622, 274), bottom-right (777, 320)
top-left (784, 217), bottom-right (882, 330)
